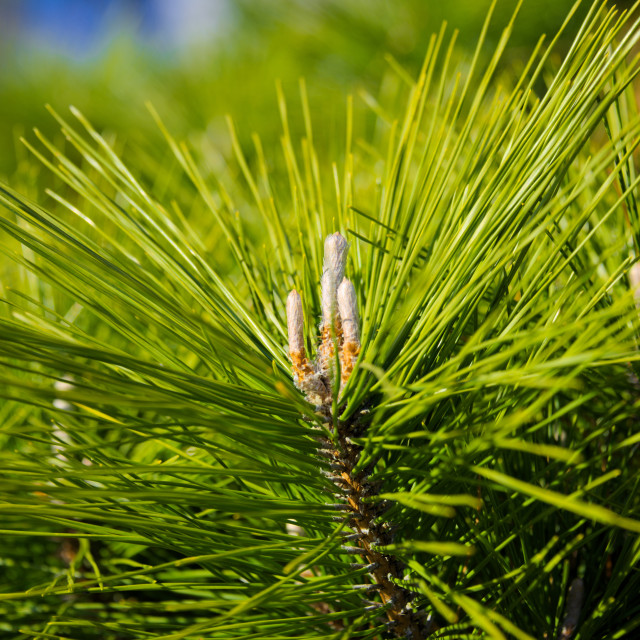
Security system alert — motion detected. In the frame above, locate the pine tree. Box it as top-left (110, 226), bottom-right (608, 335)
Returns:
top-left (1, 2), bottom-right (640, 638)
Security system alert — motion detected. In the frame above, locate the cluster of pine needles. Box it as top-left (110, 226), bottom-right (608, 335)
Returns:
top-left (1, 1), bottom-right (640, 638)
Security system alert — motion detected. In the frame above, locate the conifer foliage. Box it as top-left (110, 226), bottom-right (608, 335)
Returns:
top-left (1, 2), bottom-right (640, 638)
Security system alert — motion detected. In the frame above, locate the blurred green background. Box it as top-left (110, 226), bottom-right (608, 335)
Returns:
top-left (0, 0), bottom-right (632, 181)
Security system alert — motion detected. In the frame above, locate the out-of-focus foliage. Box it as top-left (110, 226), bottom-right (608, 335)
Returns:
top-left (0, 0), bottom-right (609, 181)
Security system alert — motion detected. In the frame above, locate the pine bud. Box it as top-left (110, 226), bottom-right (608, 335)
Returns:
top-left (318, 234), bottom-right (349, 387)
top-left (337, 278), bottom-right (359, 344)
top-left (337, 278), bottom-right (360, 389)
top-left (285, 232), bottom-right (354, 408)
top-left (323, 232), bottom-right (349, 287)
top-left (321, 233), bottom-right (349, 329)
top-left (286, 289), bottom-right (329, 405)
top-left (286, 289), bottom-right (305, 355)
top-left (286, 290), bottom-right (313, 391)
